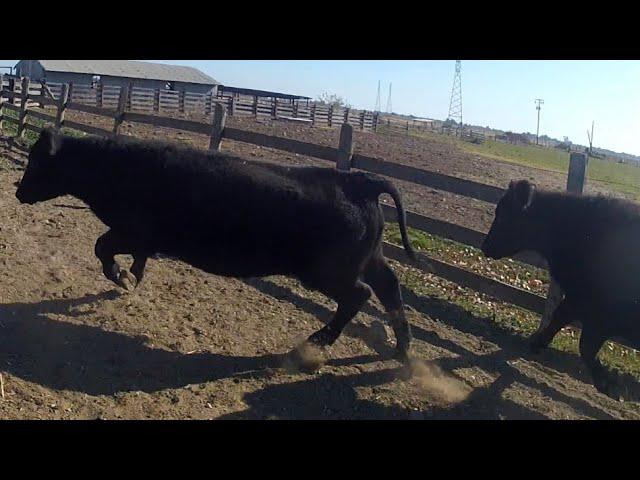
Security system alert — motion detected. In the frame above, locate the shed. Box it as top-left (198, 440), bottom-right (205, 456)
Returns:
top-left (13, 60), bottom-right (219, 95)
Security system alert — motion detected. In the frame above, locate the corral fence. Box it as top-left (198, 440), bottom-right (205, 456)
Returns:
top-left (380, 115), bottom-right (488, 144)
top-left (0, 75), bottom-right (635, 353)
top-left (0, 75), bottom-right (378, 132)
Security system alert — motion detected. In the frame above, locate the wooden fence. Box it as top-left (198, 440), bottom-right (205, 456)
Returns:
top-left (0, 75), bottom-right (378, 132)
top-left (0, 75), bottom-right (636, 352)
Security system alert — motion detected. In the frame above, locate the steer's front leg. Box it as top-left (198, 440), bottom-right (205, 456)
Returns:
top-left (94, 229), bottom-right (149, 290)
top-left (529, 298), bottom-right (575, 353)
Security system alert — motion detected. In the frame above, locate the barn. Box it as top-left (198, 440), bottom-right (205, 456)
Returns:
top-left (13, 60), bottom-right (219, 95)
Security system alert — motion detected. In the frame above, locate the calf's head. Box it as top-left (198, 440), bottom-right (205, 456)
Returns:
top-left (15, 128), bottom-right (64, 205)
top-left (481, 180), bottom-right (536, 259)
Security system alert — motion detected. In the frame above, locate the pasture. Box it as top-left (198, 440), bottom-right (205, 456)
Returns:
top-left (1, 114), bottom-right (640, 419)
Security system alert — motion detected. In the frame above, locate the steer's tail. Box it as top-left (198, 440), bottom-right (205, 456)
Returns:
top-left (360, 173), bottom-right (417, 262)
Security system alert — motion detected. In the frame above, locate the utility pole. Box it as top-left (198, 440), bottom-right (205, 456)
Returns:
top-left (374, 80), bottom-right (381, 112)
top-left (586, 120), bottom-right (594, 155)
top-left (386, 82), bottom-right (392, 114)
top-left (535, 99), bottom-right (544, 145)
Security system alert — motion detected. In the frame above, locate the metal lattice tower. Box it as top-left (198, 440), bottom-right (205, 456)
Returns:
top-left (447, 60), bottom-right (462, 125)
top-left (374, 80), bottom-right (381, 112)
top-left (386, 82), bottom-right (392, 113)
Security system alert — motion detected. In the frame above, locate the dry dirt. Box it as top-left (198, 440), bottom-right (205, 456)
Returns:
top-left (1, 115), bottom-right (639, 420)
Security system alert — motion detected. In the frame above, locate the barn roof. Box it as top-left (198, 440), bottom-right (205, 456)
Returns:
top-left (36, 60), bottom-right (218, 85)
top-left (217, 85), bottom-right (311, 100)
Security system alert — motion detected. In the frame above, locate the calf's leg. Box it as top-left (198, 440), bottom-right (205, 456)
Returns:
top-left (529, 299), bottom-right (576, 353)
top-left (579, 325), bottom-right (611, 396)
top-left (95, 229), bottom-right (150, 290)
top-left (363, 255), bottom-right (412, 361)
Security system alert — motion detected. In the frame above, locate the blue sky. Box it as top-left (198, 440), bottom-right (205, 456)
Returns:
top-left (3, 60), bottom-right (640, 156)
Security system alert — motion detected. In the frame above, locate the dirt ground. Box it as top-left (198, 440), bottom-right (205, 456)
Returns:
top-left (1, 115), bottom-right (640, 420)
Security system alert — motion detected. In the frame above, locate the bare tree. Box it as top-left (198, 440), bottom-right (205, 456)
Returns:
top-left (316, 92), bottom-right (351, 108)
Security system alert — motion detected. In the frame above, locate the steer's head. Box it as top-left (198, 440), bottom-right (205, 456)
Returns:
top-left (481, 180), bottom-right (536, 260)
top-left (15, 127), bottom-right (65, 205)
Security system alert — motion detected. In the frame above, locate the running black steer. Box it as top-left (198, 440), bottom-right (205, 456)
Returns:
top-left (481, 179), bottom-right (640, 397)
top-left (15, 128), bottom-right (417, 366)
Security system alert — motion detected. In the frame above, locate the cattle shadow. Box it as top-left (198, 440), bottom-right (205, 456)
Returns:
top-left (0, 291), bottom-right (291, 396)
top-left (240, 277), bottom-right (640, 419)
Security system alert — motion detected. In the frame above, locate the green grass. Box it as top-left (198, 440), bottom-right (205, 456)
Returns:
top-left (395, 126), bottom-right (640, 200)
top-left (459, 139), bottom-right (640, 199)
top-left (1, 106), bottom-right (87, 149)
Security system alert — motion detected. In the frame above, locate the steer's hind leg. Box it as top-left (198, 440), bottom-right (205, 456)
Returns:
top-left (289, 279), bottom-right (372, 373)
top-left (94, 230), bottom-right (149, 290)
top-left (363, 254), bottom-right (412, 362)
top-left (579, 325), bottom-right (613, 397)
top-left (307, 280), bottom-right (372, 347)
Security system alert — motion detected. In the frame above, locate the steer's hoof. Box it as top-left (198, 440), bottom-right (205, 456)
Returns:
top-left (394, 347), bottom-right (412, 367)
top-left (116, 269), bottom-right (137, 291)
top-left (594, 374), bottom-right (620, 400)
top-left (285, 342), bottom-right (326, 374)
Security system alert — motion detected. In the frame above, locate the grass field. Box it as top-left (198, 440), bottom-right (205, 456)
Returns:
top-left (404, 128), bottom-right (640, 199)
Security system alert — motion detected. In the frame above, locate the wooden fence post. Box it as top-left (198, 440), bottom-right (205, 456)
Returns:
top-left (96, 81), bottom-right (104, 108)
top-left (54, 83), bottom-right (69, 131)
top-left (113, 85), bottom-right (129, 136)
top-left (344, 107), bottom-right (349, 125)
top-left (310, 103), bottom-right (316, 126)
top-left (126, 82), bottom-right (133, 111)
top-left (38, 81), bottom-right (45, 109)
top-left (154, 88), bottom-right (160, 113)
top-left (11, 77), bottom-right (18, 106)
top-left (67, 82), bottom-right (74, 104)
top-left (179, 89), bottom-right (185, 113)
top-left (205, 91), bottom-right (212, 115)
top-left (228, 97), bottom-right (235, 116)
top-left (373, 112), bottom-right (379, 132)
top-left (253, 95), bottom-right (258, 117)
top-left (336, 123), bottom-right (354, 172)
top-left (17, 77), bottom-right (29, 137)
top-left (360, 111), bottom-right (365, 130)
top-left (328, 105), bottom-right (333, 128)
top-left (0, 75), bottom-right (5, 131)
top-left (208, 102), bottom-right (226, 152)
top-left (538, 152), bottom-right (587, 331)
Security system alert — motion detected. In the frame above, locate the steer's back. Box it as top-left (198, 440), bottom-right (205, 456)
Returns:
top-left (103, 140), bottom-right (378, 277)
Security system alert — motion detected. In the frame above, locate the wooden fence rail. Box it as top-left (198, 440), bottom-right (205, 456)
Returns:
top-left (0, 75), bottom-right (635, 353)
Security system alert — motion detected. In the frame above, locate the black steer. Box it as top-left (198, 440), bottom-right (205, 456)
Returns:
top-left (481, 179), bottom-right (640, 397)
top-left (16, 128), bottom-right (417, 367)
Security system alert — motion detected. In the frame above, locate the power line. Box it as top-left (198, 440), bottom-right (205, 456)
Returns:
top-left (447, 60), bottom-right (462, 125)
top-left (535, 98), bottom-right (544, 145)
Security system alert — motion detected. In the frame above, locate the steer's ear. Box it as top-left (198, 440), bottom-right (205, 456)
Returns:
top-left (38, 126), bottom-right (61, 156)
top-left (509, 180), bottom-right (536, 211)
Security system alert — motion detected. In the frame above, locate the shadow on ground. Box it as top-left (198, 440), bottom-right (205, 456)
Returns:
top-left (237, 277), bottom-right (640, 419)
top-left (1, 279), bottom-right (639, 419)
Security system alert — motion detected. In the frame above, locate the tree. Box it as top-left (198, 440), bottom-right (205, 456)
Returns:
top-left (316, 92), bottom-right (351, 108)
